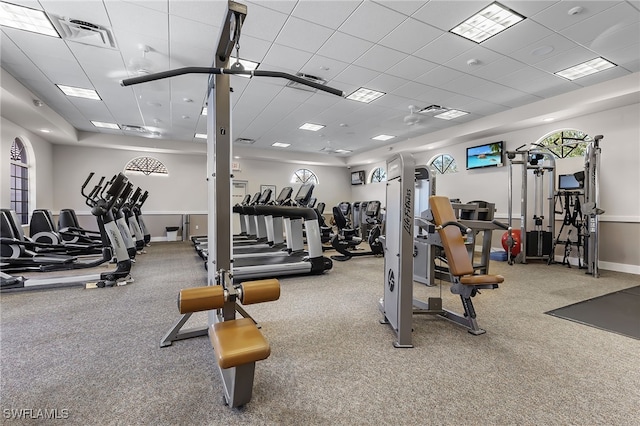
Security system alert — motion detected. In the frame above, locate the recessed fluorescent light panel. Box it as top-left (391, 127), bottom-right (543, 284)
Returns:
top-left (450, 2), bottom-right (524, 43)
top-left (372, 134), bottom-right (395, 141)
top-left (201, 106), bottom-right (207, 115)
top-left (554, 57), bottom-right (616, 80)
top-left (272, 142), bottom-right (291, 148)
top-left (195, 133), bottom-right (207, 139)
top-left (434, 109), bottom-right (469, 120)
top-left (91, 121), bottom-right (120, 129)
top-left (0, 2), bottom-right (60, 37)
top-left (335, 149), bottom-right (352, 154)
top-left (56, 84), bottom-right (101, 100)
top-left (299, 123), bottom-right (325, 131)
top-left (346, 87), bottom-right (385, 103)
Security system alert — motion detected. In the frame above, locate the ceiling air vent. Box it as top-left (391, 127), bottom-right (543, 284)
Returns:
top-left (121, 124), bottom-right (149, 133)
top-left (418, 105), bottom-right (448, 115)
top-left (49, 15), bottom-right (117, 49)
top-left (285, 73), bottom-right (327, 93)
top-left (234, 138), bottom-right (256, 145)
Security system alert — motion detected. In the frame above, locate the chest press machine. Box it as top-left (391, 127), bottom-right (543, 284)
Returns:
top-left (380, 153), bottom-right (508, 348)
top-left (122, 0), bottom-right (344, 408)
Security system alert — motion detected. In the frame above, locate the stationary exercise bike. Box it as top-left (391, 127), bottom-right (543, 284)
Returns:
top-left (330, 201), bottom-right (384, 261)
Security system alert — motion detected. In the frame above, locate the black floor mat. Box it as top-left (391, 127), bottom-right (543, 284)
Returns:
top-left (546, 285), bottom-right (640, 340)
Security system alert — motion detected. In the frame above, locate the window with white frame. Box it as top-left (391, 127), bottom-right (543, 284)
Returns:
top-left (536, 129), bottom-right (590, 159)
top-left (124, 157), bottom-right (168, 176)
top-left (370, 167), bottom-right (387, 183)
top-left (10, 138), bottom-right (30, 224)
top-left (290, 168), bottom-right (318, 185)
top-left (430, 153), bottom-right (458, 174)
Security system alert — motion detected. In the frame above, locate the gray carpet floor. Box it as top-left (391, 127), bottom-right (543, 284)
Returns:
top-left (1, 241), bottom-right (639, 425)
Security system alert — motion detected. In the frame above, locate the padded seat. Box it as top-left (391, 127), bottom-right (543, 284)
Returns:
top-left (209, 318), bottom-right (271, 369)
top-left (460, 274), bottom-right (504, 285)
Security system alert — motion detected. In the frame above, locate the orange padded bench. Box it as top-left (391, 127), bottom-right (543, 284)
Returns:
top-left (210, 317), bottom-right (270, 369)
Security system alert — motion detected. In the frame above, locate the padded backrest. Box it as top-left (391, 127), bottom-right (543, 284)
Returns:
top-left (430, 196), bottom-right (474, 277)
top-left (1, 210), bottom-right (17, 239)
top-left (332, 206), bottom-right (347, 230)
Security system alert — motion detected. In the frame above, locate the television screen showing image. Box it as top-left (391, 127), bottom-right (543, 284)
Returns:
top-left (558, 174), bottom-right (582, 190)
top-left (351, 170), bottom-right (365, 185)
top-left (466, 141), bottom-right (504, 170)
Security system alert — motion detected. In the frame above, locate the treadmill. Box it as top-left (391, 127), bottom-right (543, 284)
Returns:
top-left (230, 184), bottom-right (333, 281)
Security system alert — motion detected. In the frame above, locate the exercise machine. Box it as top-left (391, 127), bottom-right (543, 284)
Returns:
top-left (330, 200), bottom-right (383, 261)
top-left (506, 146), bottom-right (556, 264)
top-left (122, 0), bottom-right (344, 407)
top-left (379, 153), bottom-right (506, 348)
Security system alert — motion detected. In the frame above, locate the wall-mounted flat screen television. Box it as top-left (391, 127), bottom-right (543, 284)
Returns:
top-left (558, 173), bottom-right (582, 190)
top-left (351, 170), bottom-right (365, 185)
top-left (466, 141), bottom-right (504, 170)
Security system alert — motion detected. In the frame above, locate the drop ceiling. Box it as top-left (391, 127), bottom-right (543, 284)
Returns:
top-left (1, 0), bottom-right (639, 164)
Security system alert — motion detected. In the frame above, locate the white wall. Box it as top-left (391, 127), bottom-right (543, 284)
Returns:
top-left (1, 117), bottom-right (54, 211)
top-left (232, 158), bottom-right (351, 208)
top-left (52, 144), bottom-right (207, 213)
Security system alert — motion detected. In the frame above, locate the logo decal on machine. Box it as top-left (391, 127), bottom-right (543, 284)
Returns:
top-left (402, 188), bottom-right (412, 236)
top-left (387, 269), bottom-right (395, 292)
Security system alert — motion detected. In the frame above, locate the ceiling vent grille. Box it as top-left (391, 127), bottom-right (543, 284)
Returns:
top-left (234, 138), bottom-right (256, 145)
top-left (49, 16), bottom-right (117, 49)
top-left (285, 73), bottom-right (327, 93)
top-left (121, 124), bottom-right (149, 133)
top-left (418, 105), bottom-right (448, 114)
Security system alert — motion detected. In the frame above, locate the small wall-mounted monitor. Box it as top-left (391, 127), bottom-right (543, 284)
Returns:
top-left (466, 141), bottom-right (504, 170)
top-left (351, 170), bottom-right (365, 185)
top-left (558, 173), bottom-right (582, 190)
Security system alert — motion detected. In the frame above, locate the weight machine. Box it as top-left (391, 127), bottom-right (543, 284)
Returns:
top-left (379, 153), bottom-right (506, 348)
top-left (506, 147), bottom-right (556, 264)
top-left (549, 135), bottom-right (604, 277)
top-left (122, 0), bottom-right (344, 407)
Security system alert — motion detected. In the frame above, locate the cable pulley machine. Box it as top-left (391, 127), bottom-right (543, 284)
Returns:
top-left (122, 0), bottom-right (344, 408)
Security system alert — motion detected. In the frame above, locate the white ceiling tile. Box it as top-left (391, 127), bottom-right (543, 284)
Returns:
top-left (481, 20), bottom-right (553, 55)
top-left (535, 46), bottom-right (601, 73)
top-left (393, 81), bottom-right (431, 99)
top-left (561, 2), bottom-right (640, 46)
top-left (378, 18), bottom-right (442, 54)
top-left (105, 1), bottom-right (169, 39)
top-left (509, 34), bottom-right (581, 65)
top-left (606, 42), bottom-right (640, 70)
top-left (235, 35), bottom-right (273, 63)
top-left (444, 45), bottom-right (505, 73)
top-left (499, 1), bottom-right (559, 17)
top-left (238, 3), bottom-right (288, 41)
top-left (371, 93), bottom-right (415, 110)
top-left (413, 33), bottom-right (475, 64)
top-left (571, 66), bottom-right (631, 87)
top-left (366, 73), bottom-right (407, 93)
top-left (247, 1), bottom-right (297, 15)
top-left (414, 66), bottom-right (465, 88)
top-left (300, 55), bottom-right (350, 81)
top-left (168, 1), bottom-right (228, 26)
top-left (386, 55), bottom-right (438, 80)
top-left (472, 57), bottom-right (528, 80)
top-left (275, 16), bottom-right (335, 53)
top-left (262, 44), bottom-right (314, 73)
top-left (332, 64), bottom-right (379, 86)
top-left (589, 22), bottom-right (640, 56)
top-left (338, 1), bottom-right (406, 43)
top-left (411, 1), bottom-right (490, 31)
top-left (530, 1), bottom-right (619, 32)
top-left (373, 0), bottom-right (424, 16)
top-left (354, 45), bottom-right (408, 72)
top-left (316, 32), bottom-right (373, 63)
top-left (292, 1), bottom-right (361, 29)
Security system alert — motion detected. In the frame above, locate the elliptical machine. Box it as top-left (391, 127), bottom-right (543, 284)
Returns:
top-left (330, 200), bottom-right (384, 261)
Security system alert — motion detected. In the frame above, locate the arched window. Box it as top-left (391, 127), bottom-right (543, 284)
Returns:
top-left (290, 168), bottom-right (318, 185)
top-left (10, 138), bottom-right (30, 224)
top-left (536, 129), bottom-right (590, 158)
top-left (429, 154), bottom-right (458, 174)
top-left (124, 157), bottom-right (168, 176)
top-left (370, 167), bottom-right (387, 183)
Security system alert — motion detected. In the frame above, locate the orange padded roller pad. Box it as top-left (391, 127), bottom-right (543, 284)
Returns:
top-left (209, 318), bottom-right (271, 369)
top-left (178, 286), bottom-right (225, 314)
top-left (461, 274), bottom-right (505, 285)
top-left (240, 279), bottom-right (280, 305)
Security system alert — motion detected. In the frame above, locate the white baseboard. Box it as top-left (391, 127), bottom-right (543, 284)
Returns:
top-left (150, 236), bottom-right (183, 242)
top-left (491, 246), bottom-right (639, 275)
